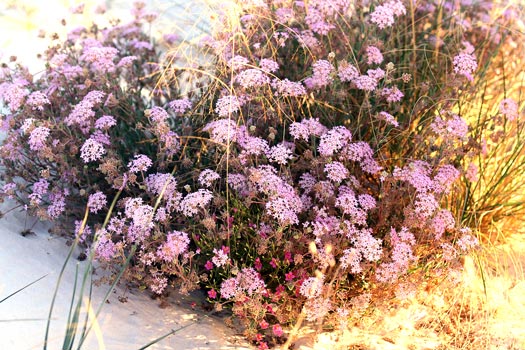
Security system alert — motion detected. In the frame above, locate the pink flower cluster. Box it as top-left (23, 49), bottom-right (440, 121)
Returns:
top-left (220, 267), bottom-right (265, 299)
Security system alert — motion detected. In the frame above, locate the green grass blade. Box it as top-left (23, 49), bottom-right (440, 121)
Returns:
top-left (0, 274), bottom-right (47, 304)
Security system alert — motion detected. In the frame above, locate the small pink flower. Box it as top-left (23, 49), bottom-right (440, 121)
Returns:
top-left (258, 341), bottom-right (269, 350)
top-left (207, 289), bottom-right (217, 299)
top-left (205, 260), bottom-right (213, 270)
top-left (259, 320), bottom-right (269, 329)
top-left (254, 257), bottom-right (263, 271)
top-left (270, 258), bottom-right (278, 268)
top-left (272, 324), bottom-right (284, 337)
top-left (285, 271), bottom-right (296, 281)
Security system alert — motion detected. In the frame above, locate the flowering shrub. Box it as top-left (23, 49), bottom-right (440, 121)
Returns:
top-left (1, 0), bottom-right (523, 348)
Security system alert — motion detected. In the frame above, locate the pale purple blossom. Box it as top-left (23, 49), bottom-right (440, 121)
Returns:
top-left (28, 178), bottom-right (49, 205)
top-left (87, 191), bottom-right (107, 213)
top-left (499, 98), bottom-right (519, 121)
top-left (305, 8), bottom-right (334, 35)
top-left (198, 169), bottom-right (221, 187)
top-left (456, 230), bottom-right (479, 251)
top-left (318, 126), bottom-right (352, 156)
top-left (117, 55), bottom-right (138, 67)
top-left (149, 275), bottom-right (168, 295)
top-left (227, 55), bottom-right (249, 70)
top-left (366, 46), bottom-right (383, 65)
top-left (381, 86), bottom-right (404, 102)
top-left (157, 230), bottom-right (190, 261)
top-left (431, 209), bottom-right (455, 239)
top-left (2, 183), bottom-right (16, 199)
top-left (148, 106), bottom-right (169, 123)
top-left (338, 62), bottom-right (359, 82)
top-left (27, 91), bottom-right (50, 111)
top-left (220, 277), bottom-right (238, 299)
top-left (80, 138), bottom-right (106, 163)
top-left (20, 118), bottom-right (35, 134)
top-left (324, 162), bottom-right (349, 183)
top-left (358, 194), bottom-right (376, 210)
top-left (376, 111), bottom-right (399, 127)
top-left (453, 52), bottom-right (477, 81)
top-left (432, 164), bottom-right (460, 194)
top-left (212, 247), bottom-right (230, 267)
top-left (370, 5), bottom-right (395, 29)
top-left (259, 58), bottom-right (279, 73)
top-left (128, 154), bottom-right (153, 173)
top-left (236, 69), bottom-right (270, 88)
top-left (215, 95), bottom-right (244, 117)
top-left (300, 274), bottom-right (325, 298)
top-left (299, 173), bottom-right (317, 192)
top-left (95, 115), bottom-right (116, 130)
top-left (353, 75), bottom-right (378, 91)
top-left (289, 118), bottom-right (327, 141)
top-left (238, 135), bottom-right (269, 156)
top-left (304, 60), bottom-right (334, 89)
top-left (179, 189), bottom-right (213, 217)
top-left (0, 81), bottom-right (27, 111)
top-left (340, 248), bottom-right (362, 273)
top-left (271, 78), bottom-right (307, 97)
top-left (94, 229), bottom-right (117, 261)
top-left (367, 68), bottom-right (385, 80)
top-left (80, 46), bottom-right (118, 72)
top-left (228, 174), bottom-right (249, 194)
top-left (385, 0), bottom-right (406, 16)
top-left (168, 98), bottom-right (192, 114)
top-left (203, 119), bottom-right (239, 144)
top-left (47, 191), bottom-right (66, 219)
top-left (65, 90), bottom-right (106, 132)
top-left (28, 126), bottom-right (50, 151)
top-left (430, 113), bottom-right (468, 139)
top-left (266, 143), bottom-right (294, 165)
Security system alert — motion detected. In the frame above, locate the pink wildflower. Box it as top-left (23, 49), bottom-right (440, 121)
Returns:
top-left (87, 191), bottom-right (107, 213)
top-left (338, 62), bottom-right (359, 82)
top-left (353, 75), bottom-right (378, 91)
top-left (266, 143), bottom-right (293, 165)
top-left (26, 91), bottom-right (50, 111)
top-left (453, 52), bottom-right (477, 81)
top-left (366, 46), bottom-right (383, 65)
top-left (499, 98), bottom-right (519, 121)
top-left (156, 230), bottom-right (190, 261)
top-left (324, 161), bottom-right (349, 183)
top-left (168, 98), bottom-right (192, 114)
top-left (271, 78), bottom-right (306, 97)
top-left (198, 169), bottom-right (221, 187)
top-left (28, 126), bottom-right (50, 151)
top-left (80, 138), bottom-right (106, 162)
top-left (207, 289), bottom-right (217, 299)
top-left (376, 111), bottom-right (399, 127)
top-left (272, 324), bottom-right (284, 337)
top-left (236, 69), bottom-right (270, 88)
top-left (179, 189), bottom-right (213, 217)
top-left (259, 58), bottom-right (279, 73)
top-left (95, 115), bottom-right (116, 130)
top-left (128, 154), bottom-right (153, 173)
top-left (370, 5), bottom-right (395, 29)
top-left (304, 60), bottom-right (334, 89)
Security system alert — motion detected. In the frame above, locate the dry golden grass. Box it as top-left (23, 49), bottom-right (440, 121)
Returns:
top-left (290, 233), bottom-right (525, 350)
